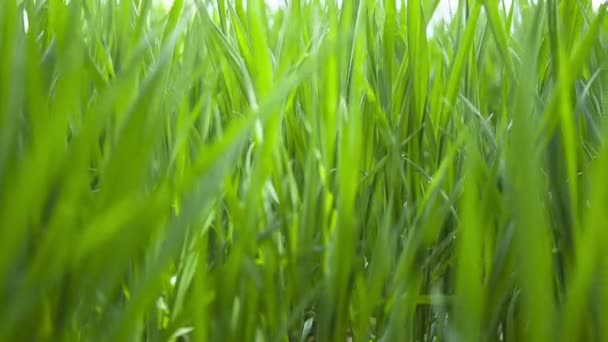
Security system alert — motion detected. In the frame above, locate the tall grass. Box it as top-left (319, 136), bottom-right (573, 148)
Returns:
top-left (1, 0), bottom-right (607, 341)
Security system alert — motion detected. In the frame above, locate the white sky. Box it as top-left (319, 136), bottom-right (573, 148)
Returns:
top-left (160, 0), bottom-right (606, 17)
top-left (20, 1), bottom-right (606, 35)
top-left (158, 0), bottom-right (606, 30)
top-left (260, 0), bottom-right (606, 12)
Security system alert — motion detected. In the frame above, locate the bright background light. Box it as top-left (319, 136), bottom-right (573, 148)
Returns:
top-left (159, 0), bottom-right (606, 14)
top-left (157, 0), bottom-right (606, 27)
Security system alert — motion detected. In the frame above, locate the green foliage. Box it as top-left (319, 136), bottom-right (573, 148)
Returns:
top-left (1, 0), bottom-right (607, 341)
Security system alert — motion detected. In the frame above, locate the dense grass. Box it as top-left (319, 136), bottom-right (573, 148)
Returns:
top-left (1, 0), bottom-right (608, 340)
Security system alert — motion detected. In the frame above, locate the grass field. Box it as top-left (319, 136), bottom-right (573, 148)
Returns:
top-left (1, 0), bottom-right (608, 341)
